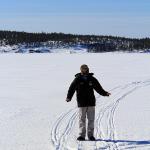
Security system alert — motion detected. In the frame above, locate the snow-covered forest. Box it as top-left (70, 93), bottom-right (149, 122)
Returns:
top-left (1, 30), bottom-right (150, 53)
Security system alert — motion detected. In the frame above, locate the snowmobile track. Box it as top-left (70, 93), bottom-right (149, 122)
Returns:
top-left (50, 79), bottom-right (150, 150)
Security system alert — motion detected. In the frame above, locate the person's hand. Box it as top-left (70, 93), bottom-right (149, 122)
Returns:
top-left (106, 92), bottom-right (111, 96)
top-left (66, 98), bottom-right (71, 102)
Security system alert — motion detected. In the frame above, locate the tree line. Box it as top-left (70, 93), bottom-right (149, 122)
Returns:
top-left (0, 30), bottom-right (150, 52)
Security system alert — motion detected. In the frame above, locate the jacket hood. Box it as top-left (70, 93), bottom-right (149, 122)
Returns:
top-left (75, 72), bottom-right (94, 77)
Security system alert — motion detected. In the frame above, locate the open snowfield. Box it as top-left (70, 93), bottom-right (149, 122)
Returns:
top-left (0, 52), bottom-right (150, 150)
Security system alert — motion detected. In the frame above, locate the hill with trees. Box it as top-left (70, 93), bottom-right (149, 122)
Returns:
top-left (0, 30), bottom-right (150, 53)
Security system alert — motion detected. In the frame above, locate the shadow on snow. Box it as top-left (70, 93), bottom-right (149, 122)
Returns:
top-left (96, 139), bottom-right (150, 146)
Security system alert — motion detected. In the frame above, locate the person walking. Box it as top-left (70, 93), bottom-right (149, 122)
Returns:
top-left (66, 64), bottom-right (111, 141)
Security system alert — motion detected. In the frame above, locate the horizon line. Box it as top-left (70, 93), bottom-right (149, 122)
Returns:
top-left (0, 29), bottom-right (149, 40)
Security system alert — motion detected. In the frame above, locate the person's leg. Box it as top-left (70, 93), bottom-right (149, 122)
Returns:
top-left (87, 106), bottom-right (95, 138)
top-left (78, 107), bottom-right (87, 138)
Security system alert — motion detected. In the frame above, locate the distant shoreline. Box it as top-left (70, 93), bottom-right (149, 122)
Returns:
top-left (0, 30), bottom-right (150, 53)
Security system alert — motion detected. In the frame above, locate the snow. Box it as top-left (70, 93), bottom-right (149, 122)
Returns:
top-left (50, 48), bottom-right (87, 53)
top-left (0, 53), bottom-right (150, 150)
top-left (0, 45), bottom-right (88, 53)
top-left (0, 45), bottom-right (18, 53)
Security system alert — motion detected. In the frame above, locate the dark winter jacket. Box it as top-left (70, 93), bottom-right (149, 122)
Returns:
top-left (67, 73), bottom-right (108, 107)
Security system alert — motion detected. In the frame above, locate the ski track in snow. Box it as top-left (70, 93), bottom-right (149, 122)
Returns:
top-left (50, 79), bottom-right (150, 150)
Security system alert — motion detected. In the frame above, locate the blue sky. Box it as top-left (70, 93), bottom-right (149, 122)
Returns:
top-left (0, 0), bottom-right (150, 37)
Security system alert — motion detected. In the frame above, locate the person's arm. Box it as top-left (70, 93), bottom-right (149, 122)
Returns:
top-left (93, 77), bottom-right (111, 96)
top-left (66, 77), bottom-right (78, 102)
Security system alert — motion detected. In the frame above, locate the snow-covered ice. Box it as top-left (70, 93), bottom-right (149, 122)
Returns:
top-left (0, 52), bottom-right (150, 150)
